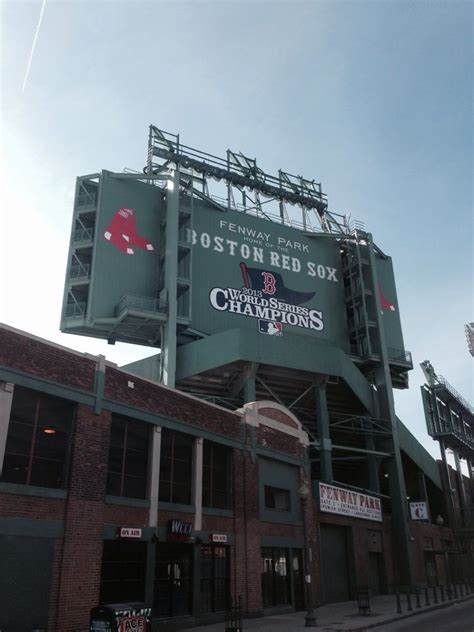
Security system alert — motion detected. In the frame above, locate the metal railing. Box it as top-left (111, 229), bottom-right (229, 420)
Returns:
top-left (116, 295), bottom-right (167, 316)
top-left (70, 263), bottom-right (90, 279)
top-left (73, 228), bottom-right (94, 242)
top-left (387, 347), bottom-right (413, 366)
top-left (395, 580), bottom-right (474, 615)
top-left (77, 193), bottom-right (97, 209)
top-left (65, 302), bottom-right (86, 318)
top-left (357, 585), bottom-right (371, 615)
top-left (209, 194), bottom-right (329, 234)
top-left (437, 375), bottom-right (473, 414)
top-left (224, 596), bottom-right (242, 632)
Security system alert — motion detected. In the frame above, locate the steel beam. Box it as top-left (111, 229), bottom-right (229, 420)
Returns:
top-left (312, 443), bottom-right (392, 458)
top-left (288, 383), bottom-right (314, 410)
top-left (161, 169), bottom-right (180, 388)
top-left (315, 380), bottom-right (333, 483)
top-left (256, 375), bottom-right (284, 406)
top-left (367, 233), bottom-right (414, 588)
top-left (109, 172), bottom-right (169, 180)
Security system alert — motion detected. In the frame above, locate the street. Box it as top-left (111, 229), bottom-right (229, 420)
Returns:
top-left (382, 600), bottom-right (474, 631)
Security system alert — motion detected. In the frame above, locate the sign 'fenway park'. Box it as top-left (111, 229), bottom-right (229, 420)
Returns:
top-left (319, 482), bottom-right (382, 522)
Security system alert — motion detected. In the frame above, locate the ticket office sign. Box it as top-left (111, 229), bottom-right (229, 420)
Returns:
top-left (319, 482), bottom-right (382, 522)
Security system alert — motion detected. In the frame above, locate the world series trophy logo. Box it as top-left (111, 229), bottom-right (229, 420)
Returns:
top-left (239, 262), bottom-right (318, 336)
top-left (239, 262), bottom-right (316, 305)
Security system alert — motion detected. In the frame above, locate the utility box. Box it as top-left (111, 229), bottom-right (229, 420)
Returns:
top-left (89, 602), bottom-right (151, 632)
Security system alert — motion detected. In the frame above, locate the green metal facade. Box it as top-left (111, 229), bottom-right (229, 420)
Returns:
top-left (61, 172), bottom-right (408, 365)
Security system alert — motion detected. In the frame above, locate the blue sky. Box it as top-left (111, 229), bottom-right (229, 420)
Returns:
top-left (1, 0), bottom-right (472, 463)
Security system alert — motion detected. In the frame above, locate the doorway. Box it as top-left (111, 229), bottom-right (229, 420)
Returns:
top-left (154, 543), bottom-right (193, 617)
top-left (319, 525), bottom-right (352, 603)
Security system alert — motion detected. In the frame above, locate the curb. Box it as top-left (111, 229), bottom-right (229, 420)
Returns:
top-left (339, 593), bottom-right (474, 631)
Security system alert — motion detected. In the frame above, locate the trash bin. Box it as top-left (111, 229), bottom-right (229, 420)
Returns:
top-left (90, 602), bottom-right (151, 632)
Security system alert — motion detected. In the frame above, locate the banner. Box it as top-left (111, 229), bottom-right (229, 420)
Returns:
top-left (319, 482), bottom-right (382, 522)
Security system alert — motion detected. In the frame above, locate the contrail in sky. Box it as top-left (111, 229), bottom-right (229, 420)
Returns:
top-left (22, 0), bottom-right (47, 92)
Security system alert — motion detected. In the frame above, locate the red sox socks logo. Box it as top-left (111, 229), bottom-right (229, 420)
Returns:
top-left (104, 208), bottom-right (154, 255)
top-left (378, 285), bottom-right (396, 312)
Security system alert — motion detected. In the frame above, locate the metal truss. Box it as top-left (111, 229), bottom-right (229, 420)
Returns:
top-left (145, 124), bottom-right (352, 235)
top-left (328, 413), bottom-right (393, 436)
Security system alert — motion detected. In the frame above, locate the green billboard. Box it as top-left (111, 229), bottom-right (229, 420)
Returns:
top-left (187, 199), bottom-right (348, 349)
top-left (375, 254), bottom-right (406, 357)
top-left (62, 172), bottom-right (408, 372)
top-left (88, 173), bottom-right (162, 319)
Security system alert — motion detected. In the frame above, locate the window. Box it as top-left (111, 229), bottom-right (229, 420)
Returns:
top-left (200, 545), bottom-right (229, 613)
top-left (203, 441), bottom-right (231, 509)
top-left (2, 386), bottom-right (74, 488)
top-left (159, 429), bottom-right (193, 504)
top-left (100, 540), bottom-right (147, 604)
top-left (264, 486), bottom-right (291, 511)
top-left (106, 415), bottom-right (150, 499)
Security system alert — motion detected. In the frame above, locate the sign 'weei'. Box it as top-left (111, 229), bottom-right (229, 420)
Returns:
top-left (319, 482), bottom-right (382, 522)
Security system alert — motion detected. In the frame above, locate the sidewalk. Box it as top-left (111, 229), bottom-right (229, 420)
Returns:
top-left (186, 592), bottom-right (474, 632)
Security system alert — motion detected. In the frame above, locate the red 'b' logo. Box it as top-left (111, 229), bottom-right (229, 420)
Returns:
top-left (262, 272), bottom-right (277, 295)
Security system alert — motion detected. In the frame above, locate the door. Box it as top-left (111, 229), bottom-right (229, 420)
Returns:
top-left (424, 551), bottom-right (438, 587)
top-left (154, 543), bottom-right (193, 617)
top-left (319, 525), bottom-right (352, 603)
top-left (368, 553), bottom-right (384, 595)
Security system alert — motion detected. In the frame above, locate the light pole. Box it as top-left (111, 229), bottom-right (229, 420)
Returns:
top-left (299, 484), bottom-right (317, 627)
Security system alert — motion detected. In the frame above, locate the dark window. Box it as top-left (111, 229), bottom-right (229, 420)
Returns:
top-left (100, 540), bottom-right (147, 604)
top-left (200, 546), bottom-right (229, 613)
top-left (159, 429), bottom-right (193, 505)
top-left (261, 547), bottom-right (291, 608)
top-left (2, 386), bottom-right (74, 488)
top-left (203, 441), bottom-right (232, 509)
top-left (264, 486), bottom-right (291, 511)
top-left (106, 415), bottom-right (150, 499)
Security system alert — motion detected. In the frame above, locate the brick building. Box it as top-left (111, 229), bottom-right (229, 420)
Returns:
top-left (0, 324), bottom-right (471, 631)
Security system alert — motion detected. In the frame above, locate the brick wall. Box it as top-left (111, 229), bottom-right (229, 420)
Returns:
top-left (0, 493), bottom-right (66, 520)
top-left (0, 327), bottom-right (96, 391)
top-left (256, 425), bottom-right (303, 458)
top-left (51, 405), bottom-right (112, 632)
top-left (105, 367), bottom-right (241, 439)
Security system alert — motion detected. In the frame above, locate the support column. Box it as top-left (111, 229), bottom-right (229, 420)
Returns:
top-left (367, 234), bottom-right (413, 588)
top-left (0, 382), bottom-right (14, 476)
top-left (161, 167), bottom-right (180, 389)
top-left (417, 472), bottom-right (428, 502)
top-left (148, 426), bottom-right (162, 527)
top-left (439, 439), bottom-right (457, 529)
top-left (315, 380), bottom-right (332, 483)
top-left (194, 437), bottom-right (203, 531)
top-left (366, 434), bottom-right (380, 494)
top-left (146, 425), bottom-right (163, 609)
top-left (148, 168), bottom-right (180, 611)
top-left (453, 450), bottom-right (468, 520)
top-left (243, 363), bottom-right (258, 403)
